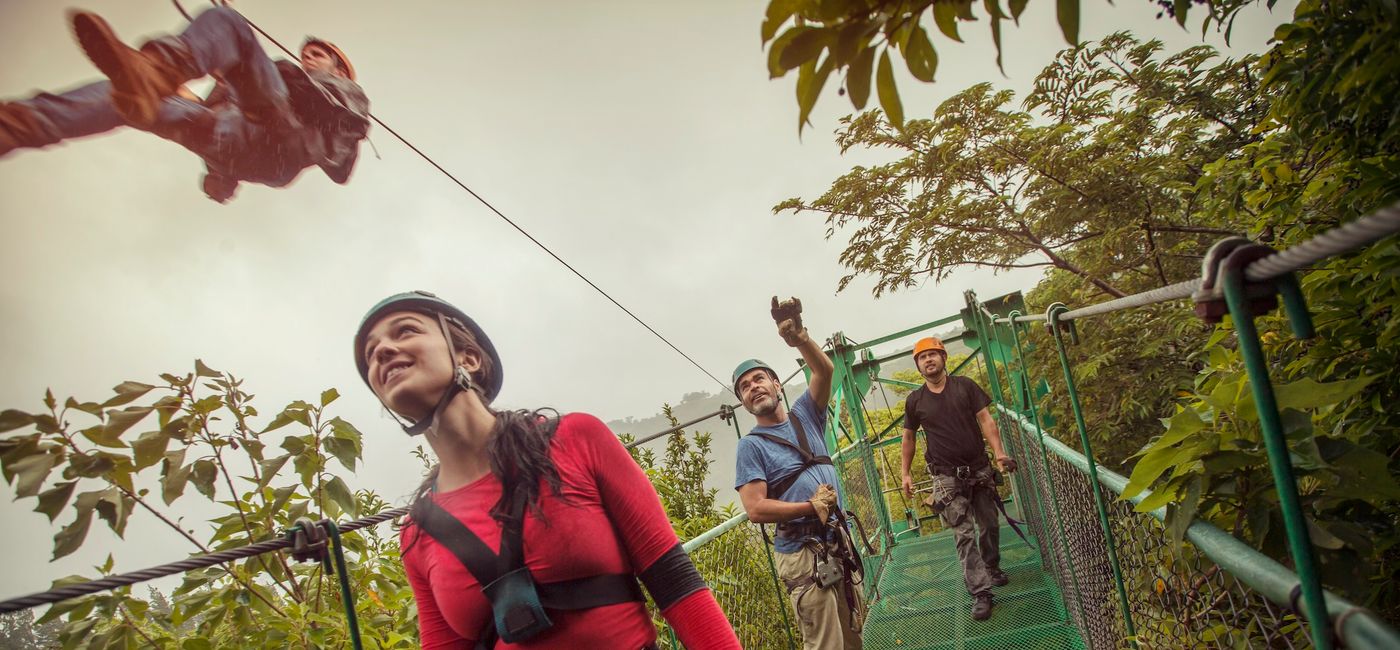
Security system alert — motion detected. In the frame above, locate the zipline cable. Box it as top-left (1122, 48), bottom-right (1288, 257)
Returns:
top-left (221, 5), bottom-right (731, 395)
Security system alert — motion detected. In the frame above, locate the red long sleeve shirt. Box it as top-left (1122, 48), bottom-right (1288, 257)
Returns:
top-left (401, 413), bottom-right (740, 649)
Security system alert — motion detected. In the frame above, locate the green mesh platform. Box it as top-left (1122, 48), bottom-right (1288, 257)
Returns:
top-left (861, 525), bottom-right (1086, 650)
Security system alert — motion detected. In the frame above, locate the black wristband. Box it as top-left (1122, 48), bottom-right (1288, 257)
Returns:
top-left (638, 543), bottom-right (708, 611)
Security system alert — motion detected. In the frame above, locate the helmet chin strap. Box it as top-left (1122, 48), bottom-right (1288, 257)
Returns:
top-left (396, 312), bottom-right (483, 437)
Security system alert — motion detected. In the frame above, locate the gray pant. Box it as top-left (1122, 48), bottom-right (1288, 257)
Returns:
top-left (931, 465), bottom-right (1001, 596)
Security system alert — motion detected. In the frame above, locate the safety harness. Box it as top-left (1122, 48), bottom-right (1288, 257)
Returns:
top-left (751, 413), bottom-right (866, 627)
top-left (416, 487), bottom-right (644, 648)
top-left (927, 463), bottom-right (1036, 550)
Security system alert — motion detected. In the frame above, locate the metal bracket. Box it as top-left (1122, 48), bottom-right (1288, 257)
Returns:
top-left (1192, 238), bottom-right (1279, 325)
top-left (1044, 303), bottom-right (1079, 345)
top-left (287, 517), bottom-right (330, 567)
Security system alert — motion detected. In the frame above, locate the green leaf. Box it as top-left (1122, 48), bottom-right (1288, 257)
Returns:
top-left (1009, 0), bottom-right (1029, 23)
top-left (987, 0), bottom-right (1005, 73)
top-left (1306, 518), bottom-right (1346, 550)
top-left (778, 27), bottom-right (827, 74)
top-left (194, 359), bottom-right (219, 378)
top-left (94, 487), bottom-right (131, 537)
top-left (323, 437), bottom-right (359, 473)
top-left (1173, 0), bottom-right (1191, 28)
top-left (325, 476), bottom-right (358, 518)
top-left (931, 2), bottom-right (962, 42)
top-left (876, 49), bottom-right (904, 128)
top-left (11, 451), bottom-right (59, 498)
top-left (258, 454), bottom-right (293, 489)
top-left (35, 480), bottom-right (77, 522)
top-left (64, 398), bottom-right (103, 418)
top-left (1274, 376), bottom-right (1374, 412)
top-left (131, 430), bottom-right (171, 470)
top-left (320, 388), bottom-right (340, 407)
top-left (1057, 0), bottom-right (1080, 45)
top-left (767, 26), bottom-right (803, 78)
top-left (190, 459), bottom-right (218, 500)
top-left (845, 45), bottom-right (876, 111)
top-left (53, 502), bottom-right (96, 560)
top-left (0, 409), bottom-right (35, 433)
top-left (1124, 438), bottom-right (1206, 500)
top-left (78, 424), bottom-right (127, 449)
top-left (761, 0), bottom-right (801, 44)
top-left (103, 406), bottom-right (154, 440)
top-left (903, 27), bottom-right (937, 83)
top-left (102, 381), bottom-right (156, 408)
top-left (796, 56), bottom-right (835, 134)
top-left (162, 449), bottom-right (193, 506)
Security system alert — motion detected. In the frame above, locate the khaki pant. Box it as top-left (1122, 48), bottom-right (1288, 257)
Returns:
top-left (774, 540), bottom-right (865, 650)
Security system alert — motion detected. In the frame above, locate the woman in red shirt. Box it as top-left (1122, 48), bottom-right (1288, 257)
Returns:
top-left (353, 291), bottom-right (740, 649)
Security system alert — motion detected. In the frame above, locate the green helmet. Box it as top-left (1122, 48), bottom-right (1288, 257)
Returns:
top-left (732, 358), bottom-right (776, 395)
top-left (353, 290), bottom-right (504, 402)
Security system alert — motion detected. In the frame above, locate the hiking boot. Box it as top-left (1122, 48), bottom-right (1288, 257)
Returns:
top-left (989, 568), bottom-right (1010, 587)
top-left (971, 592), bottom-right (994, 621)
top-left (70, 11), bottom-right (190, 127)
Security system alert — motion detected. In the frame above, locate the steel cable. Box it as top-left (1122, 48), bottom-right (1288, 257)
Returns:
top-left (994, 202), bottom-right (1400, 324)
top-left (0, 400), bottom-right (744, 614)
top-left (223, 8), bottom-right (731, 395)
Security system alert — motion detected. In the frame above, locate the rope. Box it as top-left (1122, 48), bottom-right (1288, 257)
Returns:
top-left (226, 9), bottom-right (730, 395)
top-left (992, 201), bottom-right (1400, 324)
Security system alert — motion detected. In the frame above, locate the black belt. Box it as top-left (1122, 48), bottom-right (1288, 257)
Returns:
top-left (929, 463), bottom-right (989, 478)
top-left (776, 519), bottom-right (830, 539)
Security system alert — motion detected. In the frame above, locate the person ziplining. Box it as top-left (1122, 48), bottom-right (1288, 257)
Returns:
top-left (0, 6), bottom-right (369, 203)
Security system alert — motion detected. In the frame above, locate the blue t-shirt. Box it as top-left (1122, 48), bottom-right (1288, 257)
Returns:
top-left (733, 392), bottom-right (841, 553)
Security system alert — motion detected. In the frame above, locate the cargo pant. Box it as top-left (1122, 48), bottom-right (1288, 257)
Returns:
top-left (774, 539), bottom-right (865, 650)
top-left (930, 465), bottom-right (1001, 596)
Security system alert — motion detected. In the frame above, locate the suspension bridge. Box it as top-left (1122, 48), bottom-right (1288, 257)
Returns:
top-left (3, 205), bottom-right (1399, 649)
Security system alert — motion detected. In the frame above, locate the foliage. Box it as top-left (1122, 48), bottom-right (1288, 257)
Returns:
top-left (0, 609), bottom-right (62, 650)
top-left (622, 404), bottom-right (724, 539)
top-left (760, 0), bottom-right (1263, 132)
top-left (1116, 0), bottom-right (1400, 616)
top-left (778, 33), bottom-right (1258, 298)
top-left (0, 362), bottom-right (418, 649)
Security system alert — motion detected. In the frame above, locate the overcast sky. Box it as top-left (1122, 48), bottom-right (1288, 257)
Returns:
top-left (0, 0), bottom-right (1292, 602)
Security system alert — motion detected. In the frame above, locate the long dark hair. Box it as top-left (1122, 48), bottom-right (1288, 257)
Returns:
top-left (398, 316), bottom-right (564, 550)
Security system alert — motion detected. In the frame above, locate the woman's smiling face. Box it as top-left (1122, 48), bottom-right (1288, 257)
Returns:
top-left (361, 310), bottom-right (455, 421)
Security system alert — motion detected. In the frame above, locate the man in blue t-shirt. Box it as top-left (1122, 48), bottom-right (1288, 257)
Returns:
top-left (733, 298), bottom-right (862, 649)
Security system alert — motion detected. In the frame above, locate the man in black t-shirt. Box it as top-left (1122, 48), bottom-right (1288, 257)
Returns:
top-left (899, 337), bottom-right (1017, 621)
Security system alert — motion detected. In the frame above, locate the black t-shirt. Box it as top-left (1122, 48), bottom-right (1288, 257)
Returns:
top-left (904, 375), bottom-right (993, 468)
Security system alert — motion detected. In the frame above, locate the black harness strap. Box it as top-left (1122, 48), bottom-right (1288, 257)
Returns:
top-left (752, 413), bottom-right (833, 500)
top-left (416, 486), bottom-right (643, 649)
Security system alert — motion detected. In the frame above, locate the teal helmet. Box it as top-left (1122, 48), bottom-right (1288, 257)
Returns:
top-left (732, 358), bottom-right (776, 395)
top-left (353, 290), bottom-right (504, 403)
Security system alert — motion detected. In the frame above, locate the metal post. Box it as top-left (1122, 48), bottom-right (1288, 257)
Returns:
top-left (833, 336), bottom-right (895, 554)
top-left (1046, 303), bottom-right (1138, 644)
top-left (1221, 267), bottom-right (1332, 649)
top-left (1006, 310), bottom-right (1090, 629)
top-left (325, 521), bottom-right (363, 650)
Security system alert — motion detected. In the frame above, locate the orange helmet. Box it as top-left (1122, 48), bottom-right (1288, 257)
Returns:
top-left (913, 337), bottom-right (946, 358)
top-left (302, 37), bottom-right (355, 81)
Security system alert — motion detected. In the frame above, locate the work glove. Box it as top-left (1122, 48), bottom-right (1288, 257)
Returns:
top-left (772, 296), bottom-right (807, 347)
top-left (808, 483), bottom-right (838, 522)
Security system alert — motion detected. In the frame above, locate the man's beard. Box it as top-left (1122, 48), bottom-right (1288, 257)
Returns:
top-left (745, 394), bottom-right (780, 418)
top-left (921, 366), bottom-right (945, 382)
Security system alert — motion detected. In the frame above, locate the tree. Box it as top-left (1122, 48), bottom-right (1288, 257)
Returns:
top-left (778, 33), bottom-right (1258, 299)
top-left (759, 0), bottom-right (1258, 132)
top-left (0, 362), bottom-right (418, 649)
